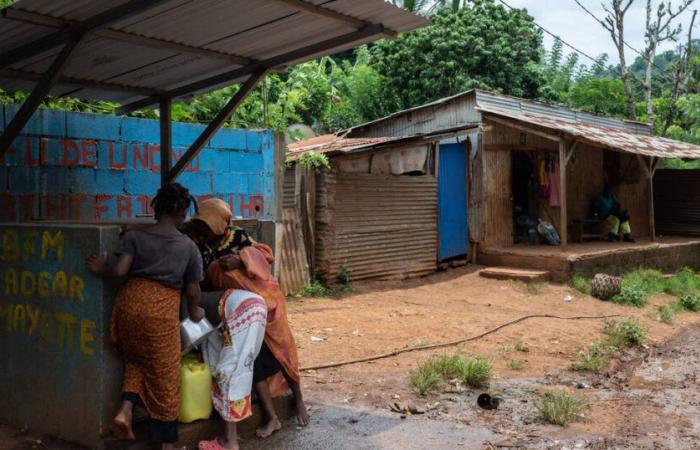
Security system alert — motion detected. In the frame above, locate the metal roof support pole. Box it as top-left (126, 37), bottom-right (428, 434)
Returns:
top-left (159, 98), bottom-right (172, 186)
top-left (0, 0), bottom-right (171, 69)
top-left (559, 139), bottom-right (568, 252)
top-left (0, 34), bottom-right (82, 157)
top-left (166, 68), bottom-right (268, 183)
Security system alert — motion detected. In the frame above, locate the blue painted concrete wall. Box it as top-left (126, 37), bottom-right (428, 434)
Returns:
top-left (0, 105), bottom-right (276, 222)
top-left (0, 224), bottom-right (122, 448)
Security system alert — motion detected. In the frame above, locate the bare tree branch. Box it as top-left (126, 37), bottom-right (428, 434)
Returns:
top-left (641, 0), bottom-right (694, 127)
top-left (664, 9), bottom-right (697, 133)
top-left (602, 0), bottom-right (638, 119)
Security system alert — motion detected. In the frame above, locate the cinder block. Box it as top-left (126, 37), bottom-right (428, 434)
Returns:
top-left (4, 105), bottom-right (66, 137)
top-left (199, 149), bottom-right (229, 172)
top-left (244, 131), bottom-right (264, 153)
top-left (210, 127), bottom-right (246, 149)
top-left (7, 167), bottom-right (38, 194)
top-left (172, 122), bottom-right (206, 147)
top-left (229, 152), bottom-right (263, 173)
top-left (66, 112), bottom-right (120, 141)
top-left (124, 170), bottom-right (160, 196)
top-left (178, 172), bottom-right (213, 196)
top-left (120, 117), bottom-right (159, 144)
top-left (38, 167), bottom-right (71, 194)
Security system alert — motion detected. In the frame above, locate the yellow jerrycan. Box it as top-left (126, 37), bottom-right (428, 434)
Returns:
top-left (178, 354), bottom-right (213, 423)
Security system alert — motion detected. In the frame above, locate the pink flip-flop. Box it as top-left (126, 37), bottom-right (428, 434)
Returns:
top-left (198, 439), bottom-right (226, 450)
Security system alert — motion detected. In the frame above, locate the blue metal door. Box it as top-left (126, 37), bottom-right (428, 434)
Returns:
top-left (438, 143), bottom-right (468, 260)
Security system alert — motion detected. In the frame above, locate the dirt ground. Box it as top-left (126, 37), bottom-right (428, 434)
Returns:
top-left (286, 266), bottom-right (700, 448)
top-left (2, 265), bottom-right (699, 449)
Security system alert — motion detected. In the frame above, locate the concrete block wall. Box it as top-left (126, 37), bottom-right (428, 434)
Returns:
top-left (0, 105), bottom-right (276, 222)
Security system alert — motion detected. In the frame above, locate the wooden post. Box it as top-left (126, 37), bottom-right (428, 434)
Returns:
top-left (159, 98), bottom-right (172, 186)
top-left (559, 139), bottom-right (568, 251)
top-left (649, 156), bottom-right (656, 241)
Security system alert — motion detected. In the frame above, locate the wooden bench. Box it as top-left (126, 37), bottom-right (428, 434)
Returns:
top-left (571, 219), bottom-right (604, 243)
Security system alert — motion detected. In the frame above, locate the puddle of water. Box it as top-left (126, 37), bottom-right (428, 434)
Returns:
top-left (628, 375), bottom-right (650, 389)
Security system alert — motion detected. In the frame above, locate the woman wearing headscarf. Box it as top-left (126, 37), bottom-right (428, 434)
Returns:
top-left (186, 199), bottom-right (308, 441)
top-left (87, 183), bottom-right (204, 450)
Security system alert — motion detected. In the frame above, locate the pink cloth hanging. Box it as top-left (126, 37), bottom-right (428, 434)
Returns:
top-left (549, 160), bottom-right (561, 207)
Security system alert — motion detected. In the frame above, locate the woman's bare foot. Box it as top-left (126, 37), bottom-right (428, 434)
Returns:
top-left (218, 436), bottom-right (239, 450)
top-left (296, 400), bottom-right (310, 426)
top-left (255, 418), bottom-right (282, 438)
top-left (112, 411), bottom-right (135, 440)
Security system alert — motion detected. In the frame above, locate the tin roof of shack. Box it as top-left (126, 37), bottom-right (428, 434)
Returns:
top-left (287, 133), bottom-right (439, 160)
top-left (0, 0), bottom-right (428, 110)
top-left (346, 89), bottom-right (700, 159)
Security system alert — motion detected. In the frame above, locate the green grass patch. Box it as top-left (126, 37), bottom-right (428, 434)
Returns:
top-left (570, 276), bottom-right (591, 295)
top-left (655, 304), bottom-right (676, 324)
top-left (663, 267), bottom-right (700, 297)
top-left (603, 318), bottom-right (645, 348)
top-left (536, 390), bottom-right (589, 426)
top-left (500, 340), bottom-right (530, 354)
top-left (295, 280), bottom-right (333, 298)
top-left (570, 318), bottom-right (646, 372)
top-left (521, 282), bottom-right (542, 295)
top-left (570, 342), bottom-right (611, 372)
top-left (678, 294), bottom-right (700, 312)
top-left (508, 360), bottom-right (524, 371)
top-left (456, 357), bottom-right (492, 387)
top-left (409, 354), bottom-right (492, 395)
top-left (611, 267), bottom-right (700, 308)
top-left (513, 340), bottom-right (530, 352)
top-left (409, 363), bottom-right (443, 396)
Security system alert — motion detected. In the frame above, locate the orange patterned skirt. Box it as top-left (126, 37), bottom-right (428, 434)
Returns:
top-left (110, 277), bottom-right (181, 421)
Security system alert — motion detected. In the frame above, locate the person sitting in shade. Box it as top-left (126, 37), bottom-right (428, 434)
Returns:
top-left (593, 185), bottom-right (635, 243)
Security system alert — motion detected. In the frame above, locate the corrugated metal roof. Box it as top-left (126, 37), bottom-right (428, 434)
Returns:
top-left (347, 89), bottom-right (653, 137)
top-left (0, 0), bottom-right (427, 104)
top-left (287, 133), bottom-right (431, 160)
top-left (478, 106), bottom-right (700, 159)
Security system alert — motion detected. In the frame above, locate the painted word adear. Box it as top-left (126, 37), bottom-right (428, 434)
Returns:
top-left (0, 302), bottom-right (96, 357)
top-left (2, 268), bottom-right (84, 302)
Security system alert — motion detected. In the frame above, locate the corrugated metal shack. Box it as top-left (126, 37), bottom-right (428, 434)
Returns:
top-left (287, 134), bottom-right (441, 283)
top-left (345, 89), bottom-right (700, 277)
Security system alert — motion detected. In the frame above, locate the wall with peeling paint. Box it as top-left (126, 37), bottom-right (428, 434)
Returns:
top-left (0, 105), bottom-right (276, 222)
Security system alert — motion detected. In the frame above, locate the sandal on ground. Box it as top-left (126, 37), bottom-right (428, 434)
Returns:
top-left (198, 439), bottom-right (226, 450)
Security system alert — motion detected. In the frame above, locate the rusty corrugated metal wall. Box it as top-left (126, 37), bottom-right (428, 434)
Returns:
top-left (315, 170), bottom-right (438, 282)
top-left (655, 169), bottom-right (700, 236)
top-left (283, 166), bottom-right (296, 209)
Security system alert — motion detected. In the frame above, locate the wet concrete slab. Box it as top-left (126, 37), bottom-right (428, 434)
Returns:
top-left (259, 403), bottom-right (499, 449)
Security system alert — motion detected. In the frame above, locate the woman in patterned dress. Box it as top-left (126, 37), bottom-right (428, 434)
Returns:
top-left (186, 199), bottom-right (308, 442)
top-left (87, 183), bottom-right (205, 450)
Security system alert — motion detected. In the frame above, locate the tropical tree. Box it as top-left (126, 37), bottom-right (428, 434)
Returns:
top-left (371, 0), bottom-right (544, 109)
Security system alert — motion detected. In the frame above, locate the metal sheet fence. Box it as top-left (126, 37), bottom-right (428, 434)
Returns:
top-left (316, 171), bottom-right (438, 282)
top-left (655, 169), bottom-right (700, 236)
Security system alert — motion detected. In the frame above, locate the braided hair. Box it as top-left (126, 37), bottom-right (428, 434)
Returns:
top-left (151, 183), bottom-right (193, 220)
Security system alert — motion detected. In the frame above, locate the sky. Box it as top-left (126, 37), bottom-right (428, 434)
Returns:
top-left (504, 0), bottom-right (698, 66)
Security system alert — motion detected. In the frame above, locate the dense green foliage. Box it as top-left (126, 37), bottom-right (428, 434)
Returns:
top-left (372, 1), bottom-right (544, 108)
top-left (1, 0), bottom-right (700, 159)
